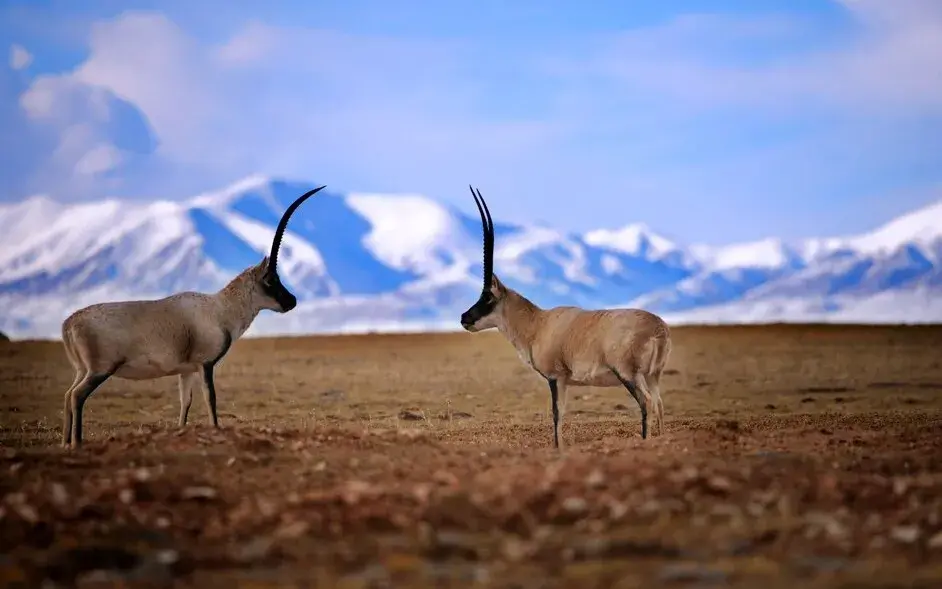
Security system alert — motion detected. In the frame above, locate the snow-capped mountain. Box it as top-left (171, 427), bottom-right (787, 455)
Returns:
top-left (0, 176), bottom-right (690, 338)
top-left (1, 175), bottom-right (940, 339)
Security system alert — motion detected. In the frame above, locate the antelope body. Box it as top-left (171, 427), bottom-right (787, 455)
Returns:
top-left (460, 186), bottom-right (672, 448)
top-left (59, 185), bottom-right (326, 448)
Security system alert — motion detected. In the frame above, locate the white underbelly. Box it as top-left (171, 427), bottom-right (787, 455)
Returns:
top-left (115, 361), bottom-right (202, 381)
top-left (567, 364), bottom-right (622, 387)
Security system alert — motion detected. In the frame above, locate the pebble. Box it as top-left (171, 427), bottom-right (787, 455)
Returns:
top-left (562, 497), bottom-right (588, 514)
top-left (706, 476), bottom-right (732, 493)
top-left (890, 525), bottom-right (920, 544)
top-left (50, 483), bottom-right (69, 507)
top-left (585, 469), bottom-right (605, 488)
top-left (181, 486), bottom-right (217, 500)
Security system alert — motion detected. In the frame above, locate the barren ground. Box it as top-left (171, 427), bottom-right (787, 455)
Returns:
top-left (2, 324), bottom-right (942, 588)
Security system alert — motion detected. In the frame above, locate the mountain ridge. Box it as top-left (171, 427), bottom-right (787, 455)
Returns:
top-left (1, 175), bottom-right (940, 339)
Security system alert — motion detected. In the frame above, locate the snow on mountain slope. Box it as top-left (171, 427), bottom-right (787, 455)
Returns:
top-left (0, 176), bottom-right (698, 338)
top-left (845, 200), bottom-right (942, 259)
top-left (584, 223), bottom-right (677, 259)
top-left (630, 197), bottom-right (942, 315)
top-left (661, 286), bottom-right (942, 325)
top-left (1, 178), bottom-right (941, 339)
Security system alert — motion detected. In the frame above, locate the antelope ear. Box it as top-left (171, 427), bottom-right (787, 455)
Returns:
top-left (257, 256), bottom-right (270, 273)
top-left (488, 274), bottom-right (505, 297)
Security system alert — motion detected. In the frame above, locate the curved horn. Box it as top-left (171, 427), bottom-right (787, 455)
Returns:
top-left (268, 185), bottom-right (326, 274)
top-left (469, 185), bottom-right (494, 292)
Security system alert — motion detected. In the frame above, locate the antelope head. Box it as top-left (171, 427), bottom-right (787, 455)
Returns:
top-left (461, 185), bottom-right (508, 332)
top-left (252, 185), bottom-right (326, 313)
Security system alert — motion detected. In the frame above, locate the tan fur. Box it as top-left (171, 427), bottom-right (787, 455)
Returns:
top-left (468, 274), bottom-right (672, 447)
top-left (60, 258), bottom-right (284, 448)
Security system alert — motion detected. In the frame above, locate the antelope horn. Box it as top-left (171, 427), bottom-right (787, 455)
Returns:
top-left (469, 185), bottom-right (494, 292)
top-left (268, 185), bottom-right (326, 274)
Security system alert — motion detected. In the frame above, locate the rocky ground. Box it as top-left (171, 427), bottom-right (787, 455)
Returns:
top-left (2, 325), bottom-right (942, 587)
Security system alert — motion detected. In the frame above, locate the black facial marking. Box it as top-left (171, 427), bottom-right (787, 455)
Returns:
top-left (261, 271), bottom-right (297, 312)
top-left (460, 290), bottom-right (497, 329)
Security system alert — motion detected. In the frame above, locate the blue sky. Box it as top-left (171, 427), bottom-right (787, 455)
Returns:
top-left (1, 0), bottom-right (941, 244)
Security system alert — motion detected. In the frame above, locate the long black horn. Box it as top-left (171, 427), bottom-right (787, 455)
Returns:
top-left (469, 185), bottom-right (494, 292)
top-left (268, 185), bottom-right (326, 274)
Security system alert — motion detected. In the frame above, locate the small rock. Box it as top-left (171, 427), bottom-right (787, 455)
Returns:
top-left (706, 476), bottom-right (732, 493)
top-left (412, 483), bottom-right (432, 504)
top-left (562, 497), bottom-right (588, 514)
top-left (399, 409), bottom-right (426, 421)
top-left (501, 537), bottom-right (528, 562)
top-left (275, 520), bottom-right (310, 539)
top-left (12, 503), bottom-right (37, 523)
top-left (585, 469), bottom-right (605, 489)
top-left (614, 403), bottom-right (630, 411)
top-left (805, 512), bottom-right (848, 541)
top-left (342, 480), bottom-right (378, 504)
top-left (181, 486), bottom-right (217, 500)
top-left (433, 470), bottom-right (459, 487)
top-left (256, 497), bottom-right (278, 518)
top-left (890, 525), bottom-right (920, 544)
top-left (50, 483), bottom-right (69, 507)
top-left (153, 550), bottom-right (179, 566)
top-left (119, 488), bottom-right (135, 504)
top-left (892, 478), bottom-right (909, 496)
top-left (927, 530), bottom-right (942, 549)
top-left (607, 501), bottom-right (628, 520)
top-left (451, 411), bottom-right (473, 420)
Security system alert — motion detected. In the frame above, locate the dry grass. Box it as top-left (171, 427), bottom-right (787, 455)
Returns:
top-left (2, 325), bottom-right (942, 588)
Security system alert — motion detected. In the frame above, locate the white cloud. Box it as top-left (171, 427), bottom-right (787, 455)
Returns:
top-left (558, 0), bottom-right (942, 115)
top-left (74, 143), bottom-right (124, 176)
top-left (17, 11), bottom-right (565, 205)
top-left (9, 44), bottom-right (32, 70)
top-left (7, 3), bottom-right (942, 242)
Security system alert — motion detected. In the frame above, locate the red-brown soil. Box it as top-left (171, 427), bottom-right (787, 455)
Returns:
top-left (2, 325), bottom-right (942, 587)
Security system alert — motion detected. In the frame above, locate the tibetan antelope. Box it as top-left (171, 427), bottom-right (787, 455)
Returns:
top-left (460, 186), bottom-right (672, 448)
top-left (59, 185), bottom-right (326, 448)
